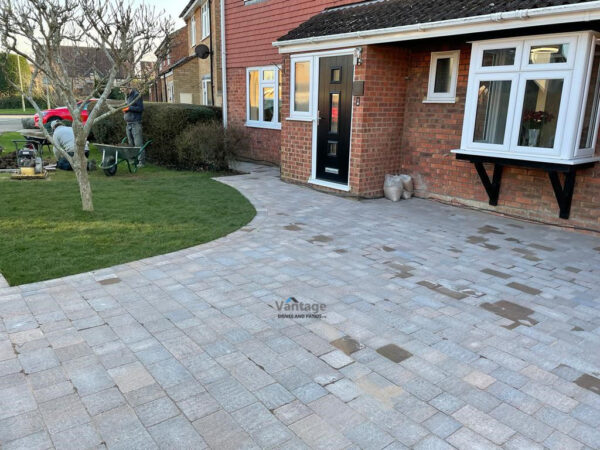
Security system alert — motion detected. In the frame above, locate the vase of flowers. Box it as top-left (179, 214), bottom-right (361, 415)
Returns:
top-left (522, 110), bottom-right (554, 147)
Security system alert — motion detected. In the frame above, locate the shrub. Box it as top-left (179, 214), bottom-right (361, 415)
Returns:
top-left (91, 102), bottom-right (219, 166)
top-left (175, 121), bottom-right (248, 171)
top-left (0, 53), bottom-right (31, 95)
top-left (0, 95), bottom-right (47, 109)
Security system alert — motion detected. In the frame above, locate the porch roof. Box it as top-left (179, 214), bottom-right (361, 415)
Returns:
top-left (275, 0), bottom-right (600, 51)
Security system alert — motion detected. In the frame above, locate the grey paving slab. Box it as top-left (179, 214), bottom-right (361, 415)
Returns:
top-left (1, 162), bottom-right (600, 449)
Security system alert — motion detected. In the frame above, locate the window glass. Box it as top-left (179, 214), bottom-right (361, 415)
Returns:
top-left (518, 79), bottom-right (564, 148)
top-left (529, 44), bottom-right (569, 64)
top-left (434, 57), bottom-right (452, 93)
top-left (482, 48), bottom-right (516, 66)
top-left (294, 61), bottom-right (310, 112)
top-left (278, 70), bottom-right (282, 123)
top-left (263, 70), bottom-right (274, 81)
top-left (580, 45), bottom-right (600, 149)
top-left (328, 141), bottom-right (338, 156)
top-left (248, 70), bottom-right (259, 121)
top-left (331, 68), bottom-right (341, 83)
top-left (473, 80), bottom-right (512, 145)
top-left (330, 93), bottom-right (340, 134)
top-left (263, 87), bottom-right (274, 122)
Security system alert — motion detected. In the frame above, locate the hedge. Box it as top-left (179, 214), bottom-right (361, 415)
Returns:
top-left (0, 53), bottom-right (31, 95)
top-left (0, 95), bottom-right (47, 109)
top-left (91, 102), bottom-right (220, 167)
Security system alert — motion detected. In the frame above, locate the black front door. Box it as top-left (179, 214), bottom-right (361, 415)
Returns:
top-left (316, 55), bottom-right (353, 184)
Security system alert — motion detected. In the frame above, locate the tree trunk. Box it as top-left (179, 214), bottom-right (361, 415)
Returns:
top-left (72, 138), bottom-right (94, 212)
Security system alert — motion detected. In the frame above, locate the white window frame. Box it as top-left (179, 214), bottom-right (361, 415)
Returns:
top-left (246, 66), bottom-right (281, 130)
top-left (202, 77), bottom-right (211, 105)
top-left (457, 31), bottom-right (600, 164)
top-left (201, 2), bottom-right (210, 40)
top-left (190, 15), bottom-right (196, 47)
top-left (167, 80), bottom-right (174, 103)
top-left (425, 50), bottom-right (460, 103)
top-left (289, 56), bottom-right (314, 120)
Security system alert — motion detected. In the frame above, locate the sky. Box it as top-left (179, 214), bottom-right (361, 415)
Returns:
top-left (141, 0), bottom-right (189, 26)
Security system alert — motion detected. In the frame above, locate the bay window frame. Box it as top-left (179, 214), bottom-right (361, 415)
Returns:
top-left (458, 31), bottom-right (600, 164)
top-left (246, 66), bottom-right (281, 130)
top-left (289, 56), bottom-right (314, 120)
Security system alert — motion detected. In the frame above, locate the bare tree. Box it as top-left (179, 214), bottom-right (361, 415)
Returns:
top-left (0, 0), bottom-right (172, 211)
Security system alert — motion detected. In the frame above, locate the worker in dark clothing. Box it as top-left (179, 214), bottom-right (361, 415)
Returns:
top-left (123, 87), bottom-right (145, 166)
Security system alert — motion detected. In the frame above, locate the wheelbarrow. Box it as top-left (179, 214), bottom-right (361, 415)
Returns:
top-left (96, 138), bottom-right (152, 176)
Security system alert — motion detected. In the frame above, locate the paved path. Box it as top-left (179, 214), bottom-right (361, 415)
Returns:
top-left (0, 115), bottom-right (27, 134)
top-left (1, 162), bottom-right (600, 449)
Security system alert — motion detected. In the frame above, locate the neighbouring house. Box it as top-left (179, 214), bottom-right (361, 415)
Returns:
top-left (59, 46), bottom-right (126, 96)
top-left (224, 0), bottom-right (600, 231)
top-left (149, 27), bottom-right (192, 103)
top-left (180, 0), bottom-right (223, 107)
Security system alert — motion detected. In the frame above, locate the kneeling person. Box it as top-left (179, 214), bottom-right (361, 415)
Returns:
top-left (51, 121), bottom-right (93, 171)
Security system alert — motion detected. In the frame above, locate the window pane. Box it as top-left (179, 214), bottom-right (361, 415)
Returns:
top-left (330, 93), bottom-right (340, 134)
top-left (294, 61), bottom-right (310, 112)
top-left (473, 80), bottom-right (512, 145)
top-left (328, 141), bottom-right (338, 156)
top-left (518, 79), bottom-right (564, 148)
top-left (482, 48), bottom-right (516, 66)
top-left (263, 70), bottom-right (274, 81)
top-left (248, 71), bottom-right (259, 121)
top-left (263, 87), bottom-right (274, 122)
top-left (529, 44), bottom-right (569, 64)
top-left (434, 57), bottom-right (451, 93)
top-left (580, 45), bottom-right (600, 149)
top-left (278, 70), bottom-right (282, 123)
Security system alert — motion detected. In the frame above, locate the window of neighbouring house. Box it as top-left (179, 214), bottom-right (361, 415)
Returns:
top-left (201, 2), bottom-right (210, 40)
top-left (459, 32), bottom-right (600, 163)
top-left (290, 57), bottom-right (312, 119)
top-left (425, 51), bottom-right (460, 103)
top-left (167, 81), bottom-right (174, 103)
top-left (190, 15), bottom-right (196, 47)
top-left (246, 66), bottom-right (281, 129)
top-left (202, 77), bottom-right (212, 105)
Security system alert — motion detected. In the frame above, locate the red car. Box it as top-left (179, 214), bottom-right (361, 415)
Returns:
top-left (34, 99), bottom-right (97, 127)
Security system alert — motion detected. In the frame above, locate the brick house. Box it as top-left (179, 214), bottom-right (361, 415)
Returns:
top-left (149, 27), bottom-right (191, 103)
top-left (223, 0), bottom-right (600, 231)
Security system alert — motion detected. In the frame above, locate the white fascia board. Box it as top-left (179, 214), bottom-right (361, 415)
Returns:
top-left (273, 2), bottom-right (600, 53)
top-left (181, 0), bottom-right (200, 20)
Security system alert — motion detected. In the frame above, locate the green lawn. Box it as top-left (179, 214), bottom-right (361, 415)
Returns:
top-left (0, 108), bottom-right (36, 115)
top-left (0, 135), bottom-right (255, 285)
top-left (0, 132), bottom-right (21, 151)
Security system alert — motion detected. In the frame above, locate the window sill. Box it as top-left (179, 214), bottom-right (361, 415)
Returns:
top-left (423, 97), bottom-right (457, 104)
top-left (308, 178), bottom-right (351, 192)
top-left (451, 149), bottom-right (600, 165)
top-left (245, 121), bottom-right (282, 131)
top-left (286, 116), bottom-right (313, 122)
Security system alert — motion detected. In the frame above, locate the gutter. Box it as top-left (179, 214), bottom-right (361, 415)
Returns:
top-left (181, 0), bottom-right (200, 19)
top-left (273, 1), bottom-right (600, 52)
top-left (220, 0), bottom-right (228, 126)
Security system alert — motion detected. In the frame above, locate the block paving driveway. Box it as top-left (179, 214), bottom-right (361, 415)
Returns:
top-left (1, 163), bottom-right (600, 449)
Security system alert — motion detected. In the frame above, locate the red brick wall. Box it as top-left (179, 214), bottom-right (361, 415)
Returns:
top-left (227, 68), bottom-right (281, 163)
top-left (399, 41), bottom-right (600, 231)
top-left (350, 45), bottom-right (409, 197)
top-left (225, 0), bottom-right (358, 164)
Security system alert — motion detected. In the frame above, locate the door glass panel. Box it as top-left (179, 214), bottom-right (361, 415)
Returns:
top-left (580, 45), bottom-right (600, 149)
top-left (518, 79), bottom-right (563, 148)
top-left (331, 68), bottom-right (341, 83)
top-left (482, 48), bottom-right (516, 66)
top-left (473, 80), bottom-right (512, 145)
top-left (248, 70), bottom-right (259, 120)
top-left (330, 93), bottom-right (340, 133)
top-left (529, 44), bottom-right (569, 64)
top-left (294, 61), bottom-right (310, 112)
top-left (434, 57), bottom-right (451, 93)
top-left (328, 141), bottom-right (338, 156)
top-left (263, 70), bottom-right (275, 81)
top-left (263, 87), bottom-right (274, 122)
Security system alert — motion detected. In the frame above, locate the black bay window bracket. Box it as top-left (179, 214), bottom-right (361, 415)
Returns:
top-left (455, 153), bottom-right (596, 220)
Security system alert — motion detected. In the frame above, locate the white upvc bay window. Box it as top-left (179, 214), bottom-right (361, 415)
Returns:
top-left (246, 66), bottom-right (281, 130)
top-left (457, 31), bottom-right (600, 164)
